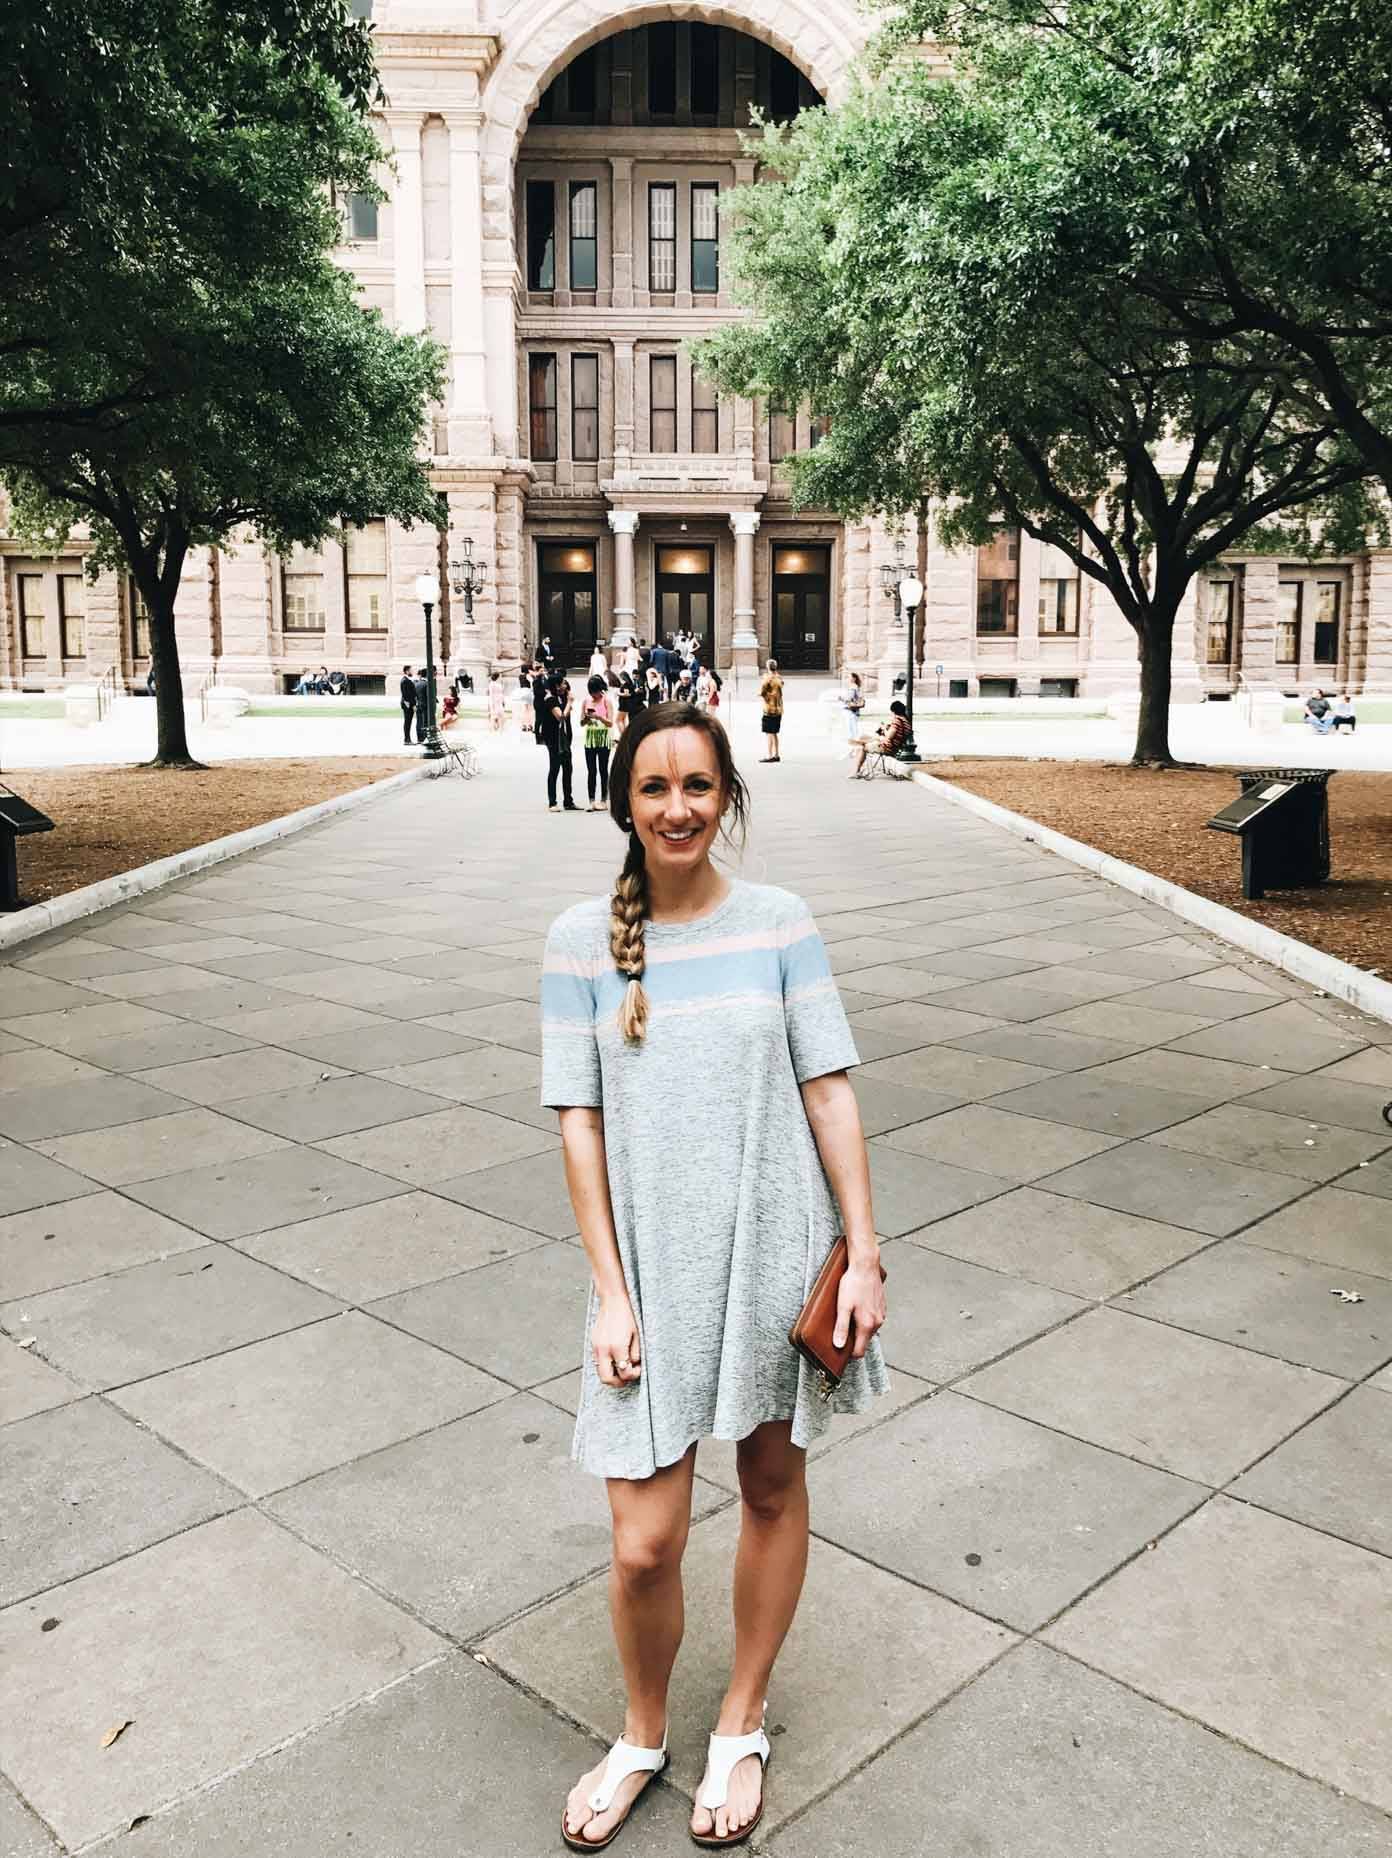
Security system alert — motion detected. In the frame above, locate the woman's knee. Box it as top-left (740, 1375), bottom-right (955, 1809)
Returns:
top-left (736, 1436), bottom-right (806, 1521)
top-left (612, 1519), bottom-right (687, 1585)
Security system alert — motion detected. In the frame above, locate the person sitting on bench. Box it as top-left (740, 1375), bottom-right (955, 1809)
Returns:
top-left (849, 701), bottom-right (910, 778)
top-left (1331, 692), bottom-right (1357, 733)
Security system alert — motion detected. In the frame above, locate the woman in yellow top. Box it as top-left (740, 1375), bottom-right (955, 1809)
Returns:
top-left (758, 658), bottom-right (784, 763)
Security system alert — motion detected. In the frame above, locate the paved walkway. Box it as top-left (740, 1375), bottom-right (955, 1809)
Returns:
top-left (1, 737), bottom-right (1390, 1855)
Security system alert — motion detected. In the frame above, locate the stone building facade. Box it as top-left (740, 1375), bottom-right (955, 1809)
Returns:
top-left (3, 0), bottom-right (1390, 700)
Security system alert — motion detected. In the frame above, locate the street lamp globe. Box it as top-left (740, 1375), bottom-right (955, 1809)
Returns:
top-left (898, 574), bottom-right (924, 613)
top-left (415, 571), bottom-right (441, 608)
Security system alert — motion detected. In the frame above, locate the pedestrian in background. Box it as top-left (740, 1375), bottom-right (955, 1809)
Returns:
top-left (540, 670), bottom-right (578, 812)
top-left (411, 666), bottom-right (429, 743)
top-left (487, 667), bottom-right (506, 732)
top-left (398, 665), bottom-right (417, 744)
top-left (760, 659), bottom-right (784, 763)
top-left (582, 674), bottom-right (614, 810)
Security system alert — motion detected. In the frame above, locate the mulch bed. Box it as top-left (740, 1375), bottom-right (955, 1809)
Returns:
top-left (933, 759), bottom-right (1392, 975)
top-left (4, 759), bottom-right (416, 905)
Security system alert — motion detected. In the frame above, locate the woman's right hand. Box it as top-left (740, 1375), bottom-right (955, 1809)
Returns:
top-left (592, 1292), bottom-right (642, 1387)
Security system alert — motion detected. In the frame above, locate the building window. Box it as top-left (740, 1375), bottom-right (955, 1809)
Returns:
top-left (648, 21), bottom-right (677, 116)
top-left (976, 527), bottom-right (1020, 635)
top-left (345, 521), bottom-right (388, 631)
top-left (770, 50), bottom-right (801, 122)
top-left (569, 181), bottom-right (597, 290)
top-left (769, 404), bottom-right (795, 463)
top-left (59, 573), bottom-right (86, 658)
top-left (127, 578), bottom-right (152, 658)
top-left (691, 23), bottom-right (720, 118)
top-left (809, 411), bottom-right (831, 448)
top-left (526, 180), bottom-right (555, 291)
top-left (691, 183), bottom-right (718, 293)
top-left (649, 183), bottom-right (676, 291)
top-left (691, 371), bottom-right (718, 453)
top-left (349, 0), bottom-right (372, 18)
top-left (529, 352), bottom-right (558, 460)
top-left (1276, 581), bottom-right (1302, 663)
top-left (1313, 581), bottom-right (1341, 663)
top-left (283, 545), bottom-right (326, 632)
top-left (1040, 576), bottom-right (1080, 636)
top-left (346, 193), bottom-right (377, 241)
top-left (572, 353), bottom-right (599, 461)
top-left (650, 355), bottom-right (677, 452)
top-left (1205, 581), bottom-right (1234, 663)
top-left (567, 45), bottom-right (597, 117)
top-left (17, 574), bottom-right (45, 658)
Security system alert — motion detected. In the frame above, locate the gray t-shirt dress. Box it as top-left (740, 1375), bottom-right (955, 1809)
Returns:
top-left (540, 878), bottom-right (890, 1481)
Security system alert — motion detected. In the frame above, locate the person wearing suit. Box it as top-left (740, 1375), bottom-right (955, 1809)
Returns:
top-left (399, 665), bottom-right (417, 745)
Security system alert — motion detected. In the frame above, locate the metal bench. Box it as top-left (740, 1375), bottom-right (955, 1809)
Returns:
top-left (0, 788), bottom-right (55, 910)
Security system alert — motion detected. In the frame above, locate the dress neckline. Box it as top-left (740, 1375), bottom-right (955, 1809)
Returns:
top-left (645, 877), bottom-right (742, 938)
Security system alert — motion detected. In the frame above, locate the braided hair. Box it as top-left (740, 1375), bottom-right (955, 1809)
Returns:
top-left (606, 701), bottom-right (749, 1046)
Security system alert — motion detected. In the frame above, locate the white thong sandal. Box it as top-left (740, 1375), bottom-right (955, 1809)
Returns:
top-left (561, 1726), bottom-right (669, 1852)
top-left (690, 1703), bottom-right (771, 1848)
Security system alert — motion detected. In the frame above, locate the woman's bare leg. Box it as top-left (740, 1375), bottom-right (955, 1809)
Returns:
top-left (563, 1445), bottom-right (696, 1844)
top-left (691, 1421), bottom-right (809, 1841)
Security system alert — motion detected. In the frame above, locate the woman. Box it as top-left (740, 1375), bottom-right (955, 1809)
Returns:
top-left (840, 670), bottom-right (865, 747)
top-left (487, 667), bottom-right (506, 733)
top-left (581, 674), bottom-right (615, 810)
top-left (848, 700), bottom-right (911, 778)
top-left (545, 704), bottom-right (888, 1851)
top-left (590, 640), bottom-right (610, 681)
top-left (758, 658), bottom-right (784, 763)
top-left (643, 664), bottom-right (665, 709)
top-left (541, 670), bottom-right (578, 812)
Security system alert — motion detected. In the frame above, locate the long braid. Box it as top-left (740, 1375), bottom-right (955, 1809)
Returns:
top-left (609, 832), bottom-right (650, 1044)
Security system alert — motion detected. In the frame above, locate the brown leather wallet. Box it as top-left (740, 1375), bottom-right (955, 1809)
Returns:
top-left (788, 1236), bottom-right (887, 1402)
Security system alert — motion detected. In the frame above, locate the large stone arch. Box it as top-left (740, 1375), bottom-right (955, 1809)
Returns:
top-left (478, 0), bottom-right (870, 262)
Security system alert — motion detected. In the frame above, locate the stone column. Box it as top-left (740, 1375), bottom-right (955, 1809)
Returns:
top-left (730, 511), bottom-right (760, 676)
top-left (612, 338), bottom-right (635, 468)
top-left (388, 112), bottom-right (427, 334)
top-left (610, 157), bottom-right (634, 307)
top-left (1239, 556), bottom-right (1279, 688)
top-left (445, 107), bottom-right (491, 458)
top-left (608, 509), bottom-right (639, 646)
top-left (1360, 552), bottom-right (1392, 693)
top-left (1015, 531), bottom-right (1042, 695)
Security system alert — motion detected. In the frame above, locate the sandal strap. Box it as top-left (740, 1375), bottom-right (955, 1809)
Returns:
top-left (586, 1728), bottom-right (668, 1813)
top-left (694, 1707), bottom-right (770, 1812)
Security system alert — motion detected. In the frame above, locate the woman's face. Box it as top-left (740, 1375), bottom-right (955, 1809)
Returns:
top-left (628, 727), bottom-right (726, 874)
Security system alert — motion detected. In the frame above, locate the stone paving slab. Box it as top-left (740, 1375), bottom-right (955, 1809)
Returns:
top-left (1043, 1497), bottom-right (1392, 1814)
top-left (2, 752), bottom-right (1389, 1849)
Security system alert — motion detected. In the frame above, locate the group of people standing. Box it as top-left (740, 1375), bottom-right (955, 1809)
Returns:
top-left (525, 633), bottom-right (725, 814)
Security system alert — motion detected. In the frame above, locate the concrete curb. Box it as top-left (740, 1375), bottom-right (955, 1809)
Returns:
top-left (0, 763), bottom-right (440, 953)
top-left (911, 769), bottom-right (1392, 1029)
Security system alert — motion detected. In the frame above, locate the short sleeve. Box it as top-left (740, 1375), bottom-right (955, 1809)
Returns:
top-left (540, 913), bottom-right (603, 1109)
top-left (779, 901), bottom-right (861, 1084)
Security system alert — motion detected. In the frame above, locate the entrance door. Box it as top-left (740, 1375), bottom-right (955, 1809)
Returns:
top-left (771, 544), bottom-right (830, 670)
top-left (537, 541), bottom-right (597, 668)
top-left (655, 544), bottom-right (713, 661)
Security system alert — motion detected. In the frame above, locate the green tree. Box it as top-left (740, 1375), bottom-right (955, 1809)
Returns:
top-left (893, 0), bottom-right (1392, 500)
top-left (694, 69), bottom-right (1379, 765)
top-left (8, 268), bottom-right (445, 764)
top-left (2, 0), bottom-right (378, 437)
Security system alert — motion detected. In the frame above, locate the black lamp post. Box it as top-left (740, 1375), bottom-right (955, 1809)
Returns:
top-left (413, 571), bottom-right (446, 761)
top-left (897, 572), bottom-right (923, 762)
top-left (447, 535), bottom-right (488, 620)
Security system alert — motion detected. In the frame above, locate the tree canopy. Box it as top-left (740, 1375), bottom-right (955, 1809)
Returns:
top-left (694, 48), bottom-right (1380, 763)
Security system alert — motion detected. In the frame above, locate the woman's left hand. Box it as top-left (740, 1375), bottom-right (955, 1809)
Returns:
top-left (833, 1261), bottom-right (887, 1358)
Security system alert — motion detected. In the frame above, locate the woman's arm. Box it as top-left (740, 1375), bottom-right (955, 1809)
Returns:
top-left (557, 1107), bottom-right (642, 1385)
top-left (799, 1072), bottom-right (886, 1356)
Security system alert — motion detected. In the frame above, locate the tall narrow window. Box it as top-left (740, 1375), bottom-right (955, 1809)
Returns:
top-left (692, 371), bottom-right (718, 452)
top-left (58, 573), bottom-right (86, 658)
top-left (691, 24), bottom-right (720, 118)
top-left (770, 50), bottom-right (801, 121)
top-left (1276, 581), bottom-right (1302, 663)
top-left (345, 521), bottom-right (388, 631)
top-left (976, 526), bottom-right (1020, 635)
top-left (567, 46), bottom-right (597, 117)
top-left (127, 578), bottom-right (152, 658)
top-left (347, 194), bottom-right (378, 241)
top-left (17, 575), bottom-right (45, 658)
top-left (649, 183), bottom-right (676, 291)
top-left (569, 181), bottom-right (597, 290)
top-left (283, 545), bottom-right (326, 631)
top-left (572, 353), bottom-right (599, 461)
top-left (1205, 581), bottom-right (1234, 663)
top-left (526, 180), bottom-right (555, 290)
top-left (529, 352), bottom-right (558, 460)
top-left (691, 183), bottom-right (719, 294)
top-left (1039, 572), bottom-right (1079, 635)
top-left (650, 355), bottom-right (677, 452)
top-left (1313, 581), bottom-right (1341, 663)
top-left (809, 411), bottom-right (831, 448)
top-left (648, 21), bottom-right (677, 115)
top-left (769, 404), bottom-right (795, 463)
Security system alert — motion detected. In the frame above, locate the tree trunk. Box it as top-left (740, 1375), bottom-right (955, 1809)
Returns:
top-left (147, 585), bottom-right (202, 767)
top-left (1133, 606), bottom-right (1178, 766)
